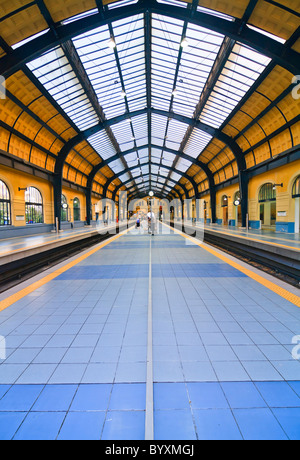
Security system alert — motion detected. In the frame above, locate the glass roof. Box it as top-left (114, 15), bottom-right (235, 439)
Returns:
top-left (25, 4), bottom-right (274, 198)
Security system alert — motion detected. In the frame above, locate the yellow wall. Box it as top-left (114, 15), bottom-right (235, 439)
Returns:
top-left (1, 159), bottom-right (299, 229)
top-left (216, 184), bottom-right (240, 222)
top-left (0, 164), bottom-right (53, 226)
top-left (0, 164), bottom-right (88, 226)
top-left (61, 188), bottom-right (86, 222)
top-left (213, 159), bottom-right (300, 225)
top-left (248, 160), bottom-right (300, 223)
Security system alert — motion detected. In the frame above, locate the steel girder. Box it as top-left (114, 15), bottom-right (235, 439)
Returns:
top-left (1, 0), bottom-right (299, 78)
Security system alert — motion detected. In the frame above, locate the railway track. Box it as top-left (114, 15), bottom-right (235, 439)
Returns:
top-left (0, 224), bottom-right (128, 293)
top-left (171, 221), bottom-right (300, 288)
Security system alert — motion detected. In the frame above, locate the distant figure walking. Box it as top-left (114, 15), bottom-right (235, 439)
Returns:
top-left (147, 210), bottom-right (156, 235)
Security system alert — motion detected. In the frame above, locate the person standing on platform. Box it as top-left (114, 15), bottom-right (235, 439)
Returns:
top-left (147, 210), bottom-right (156, 236)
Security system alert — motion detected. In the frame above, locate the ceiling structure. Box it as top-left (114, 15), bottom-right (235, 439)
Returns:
top-left (0, 0), bottom-right (299, 225)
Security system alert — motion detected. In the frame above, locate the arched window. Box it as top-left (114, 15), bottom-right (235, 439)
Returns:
top-left (221, 195), bottom-right (228, 207)
top-left (258, 183), bottom-right (276, 202)
top-left (25, 187), bottom-right (43, 224)
top-left (61, 194), bottom-right (68, 222)
top-left (0, 180), bottom-right (11, 226)
top-left (73, 197), bottom-right (80, 221)
top-left (292, 176), bottom-right (300, 198)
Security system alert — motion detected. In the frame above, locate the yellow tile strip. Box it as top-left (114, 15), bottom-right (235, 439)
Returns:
top-left (0, 228), bottom-right (129, 313)
top-left (170, 225), bottom-right (300, 308)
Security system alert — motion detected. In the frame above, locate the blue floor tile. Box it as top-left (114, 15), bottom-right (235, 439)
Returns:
top-left (154, 383), bottom-right (190, 410)
top-left (70, 384), bottom-right (112, 411)
top-left (0, 385), bottom-right (10, 400)
top-left (109, 383), bottom-right (146, 410)
top-left (32, 384), bottom-right (78, 411)
top-left (0, 384), bottom-right (44, 411)
top-left (58, 411), bottom-right (106, 440)
top-left (233, 408), bottom-right (289, 440)
top-left (154, 410), bottom-right (196, 440)
top-left (101, 411), bottom-right (145, 440)
top-left (0, 412), bottom-right (27, 440)
top-left (13, 412), bottom-right (66, 440)
top-left (221, 382), bottom-right (267, 408)
top-left (272, 408), bottom-right (300, 440)
top-left (193, 408), bottom-right (242, 440)
top-left (187, 382), bottom-right (229, 409)
top-left (254, 381), bottom-right (300, 407)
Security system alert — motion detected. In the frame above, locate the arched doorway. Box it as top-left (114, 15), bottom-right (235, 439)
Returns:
top-left (221, 195), bottom-right (228, 225)
top-left (259, 183), bottom-right (276, 230)
top-left (61, 194), bottom-right (68, 222)
top-left (73, 197), bottom-right (80, 221)
top-left (0, 179), bottom-right (11, 226)
top-left (292, 175), bottom-right (300, 233)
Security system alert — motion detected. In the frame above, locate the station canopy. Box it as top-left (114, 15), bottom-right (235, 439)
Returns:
top-left (0, 0), bottom-right (299, 202)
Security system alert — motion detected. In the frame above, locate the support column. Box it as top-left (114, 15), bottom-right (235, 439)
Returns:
top-left (239, 170), bottom-right (249, 228)
top-left (53, 173), bottom-right (62, 231)
top-left (86, 186), bottom-right (92, 226)
top-left (210, 186), bottom-right (216, 223)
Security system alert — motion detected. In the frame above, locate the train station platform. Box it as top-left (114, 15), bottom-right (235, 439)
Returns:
top-left (0, 224), bottom-right (299, 440)
top-left (0, 223), bottom-right (125, 264)
top-left (202, 224), bottom-right (300, 249)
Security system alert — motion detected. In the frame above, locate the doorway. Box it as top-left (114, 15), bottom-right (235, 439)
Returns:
top-left (292, 175), bottom-right (300, 233)
top-left (258, 183), bottom-right (276, 230)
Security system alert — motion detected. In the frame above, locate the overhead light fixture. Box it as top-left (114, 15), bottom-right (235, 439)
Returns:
top-left (172, 88), bottom-right (177, 96)
top-left (149, 191), bottom-right (154, 197)
top-left (273, 183), bottom-right (283, 190)
top-left (180, 37), bottom-right (189, 48)
top-left (121, 90), bottom-right (126, 98)
top-left (108, 37), bottom-right (116, 49)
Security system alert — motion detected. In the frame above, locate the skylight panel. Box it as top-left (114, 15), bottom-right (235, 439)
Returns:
top-left (109, 158), bottom-right (125, 174)
top-left (170, 171), bottom-right (182, 182)
top-left (171, 24), bottom-right (224, 117)
top-left (156, 0), bottom-right (187, 9)
top-left (196, 6), bottom-right (233, 21)
top-left (131, 114), bottom-right (148, 146)
top-left (247, 24), bottom-right (286, 44)
top-left (27, 47), bottom-right (98, 130)
top-left (199, 43), bottom-right (271, 128)
top-left (110, 119), bottom-right (135, 151)
top-left (176, 158), bottom-right (192, 172)
top-left (151, 148), bottom-right (162, 160)
top-left (151, 14), bottom-right (183, 110)
top-left (88, 131), bottom-right (116, 160)
top-left (73, 26), bottom-right (127, 119)
top-left (183, 129), bottom-right (212, 158)
top-left (161, 155), bottom-right (174, 167)
top-left (151, 114), bottom-right (168, 146)
top-left (165, 119), bottom-right (189, 150)
top-left (119, 172), bottom-right (131, 182)
top-left (61, 8), bottom-right (98, 25)
top-left (108, 0), bottom-right (139, 9)
top-left (12, 29), bottom-right (50, 50)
